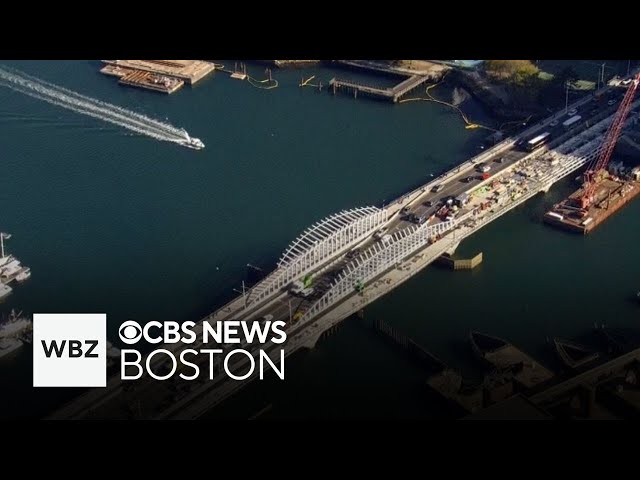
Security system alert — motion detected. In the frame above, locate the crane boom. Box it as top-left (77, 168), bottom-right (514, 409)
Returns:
top-left (580, 73), bottom-right (640, 209)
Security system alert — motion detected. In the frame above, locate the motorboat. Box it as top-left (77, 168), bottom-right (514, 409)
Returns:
top-left (179, 129), bottom-right (204, 150)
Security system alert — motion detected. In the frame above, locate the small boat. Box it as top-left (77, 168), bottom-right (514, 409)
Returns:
top-left (178, 129), bottom-right (205, 150)
top-left (469, 331), bottom-right (508, 360)
top-left (15, 268), bottom-right (31, 282)
top-left (552, 338), bottom-right (599, 369)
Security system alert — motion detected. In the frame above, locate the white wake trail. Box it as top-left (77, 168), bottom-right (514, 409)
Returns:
top-left (12, 67), bottom-right (187, 138)
top-left (0, 65), bottom-right (196, 147)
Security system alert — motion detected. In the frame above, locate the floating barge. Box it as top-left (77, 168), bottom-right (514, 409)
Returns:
top-left (102, 60), bottom-right (216, 84)
top-left (100, 60), bottom-right (217, 94)
top-left (101, 65), bottom-right (184, 94)
top-left (543, 175), bottom-right (640, 234)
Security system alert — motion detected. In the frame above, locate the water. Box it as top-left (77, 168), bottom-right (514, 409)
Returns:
top-left (0, 65), bottom-right (196, 146)
top-left (0, 61), bottom-right (638, 419)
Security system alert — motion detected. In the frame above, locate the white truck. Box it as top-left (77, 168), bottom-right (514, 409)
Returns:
top-left (290, 280), bottom-right (314, 297)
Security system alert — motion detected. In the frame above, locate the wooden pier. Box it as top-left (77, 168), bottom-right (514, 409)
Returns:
top-left (328, 74), bottom-right (432, 103)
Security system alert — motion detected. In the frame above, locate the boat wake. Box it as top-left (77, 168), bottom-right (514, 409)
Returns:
top-left (0, 65), bottom-right (204, 149)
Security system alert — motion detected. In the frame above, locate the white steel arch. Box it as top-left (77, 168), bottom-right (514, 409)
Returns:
top-left (299, 211), bottom-right (476, 323)
top-left (247, 206), bottom-right (388, 306)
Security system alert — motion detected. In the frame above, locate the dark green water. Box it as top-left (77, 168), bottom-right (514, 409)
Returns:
top-left (1, 61), bottom-right (638, 419)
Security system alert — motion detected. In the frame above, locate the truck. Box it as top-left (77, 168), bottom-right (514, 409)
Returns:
top-left (562, 115), bottom-right (582, 130)
top-left (290, 280), bottom-right (314, 297)
top-left (454, 193), bottom-right (470, 207)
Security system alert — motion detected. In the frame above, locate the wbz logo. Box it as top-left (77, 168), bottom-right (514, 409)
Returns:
top-left (33, 314), bottom-right (106, 387)
top-left (41, 339), bottom-right (99, 358)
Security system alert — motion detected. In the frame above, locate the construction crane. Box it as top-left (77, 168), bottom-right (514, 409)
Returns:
top-left (579, 73), bottom-right (640, 210)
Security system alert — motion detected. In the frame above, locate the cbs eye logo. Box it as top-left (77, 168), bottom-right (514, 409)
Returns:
top-left (119, 320), bottom-right (142, 345)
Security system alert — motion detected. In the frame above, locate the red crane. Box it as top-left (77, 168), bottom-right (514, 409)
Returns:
top-left (579, 73), bottom-right (640, 210)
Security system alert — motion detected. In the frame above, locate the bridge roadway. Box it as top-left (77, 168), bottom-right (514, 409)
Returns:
top-left (50, 79), bottom-right (632, 420)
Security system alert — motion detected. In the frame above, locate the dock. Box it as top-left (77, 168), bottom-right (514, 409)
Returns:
top-left (0, 233), bottom-right (31, 301)
top-left (334, 60), bottom-right (449, 78)
top-left (329, 74), bottom-right (432, 103)
top-left (483, 344), bottom-right (553, 389)
top-left (100, 65), bottom-right (184, 94)
top-left (371, 318), bottom-right (483, 414)
top-left (273, 60), bottom-right (320, 68)
top-left (544, 174), bottom-right (640, 234)
top-left (100, 60), bottom-right (217, 93)
top-left (101, 60), bottom-right (216, 85)
top-left (470, 331), bottom-right (554, 390)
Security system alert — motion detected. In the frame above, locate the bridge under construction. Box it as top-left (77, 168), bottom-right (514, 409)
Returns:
top-left (50, 70), bottom-right (640, 420)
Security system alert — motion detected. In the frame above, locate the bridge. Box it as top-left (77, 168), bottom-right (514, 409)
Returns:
top-left (50, 74), bottom-right (640, 420)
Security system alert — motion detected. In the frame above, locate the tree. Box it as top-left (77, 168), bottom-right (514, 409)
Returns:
top-left (484, 60), bottom-right (539, 85)
top-left (555, 66), bottom-right (579, 87)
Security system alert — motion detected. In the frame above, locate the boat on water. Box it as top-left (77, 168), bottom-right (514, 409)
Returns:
top-left (552, 338), bottom-right (599, 369)
top-left (469, 331), bottom-right (508, 360)
top-left (0, 283), bottom-right (12, 301)
top-left (15, 268), bottom-right (31, 282)
top-left (0, 337), bottom-right (23, 360)
top-left (179, 129), bottom-right (204, 150)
